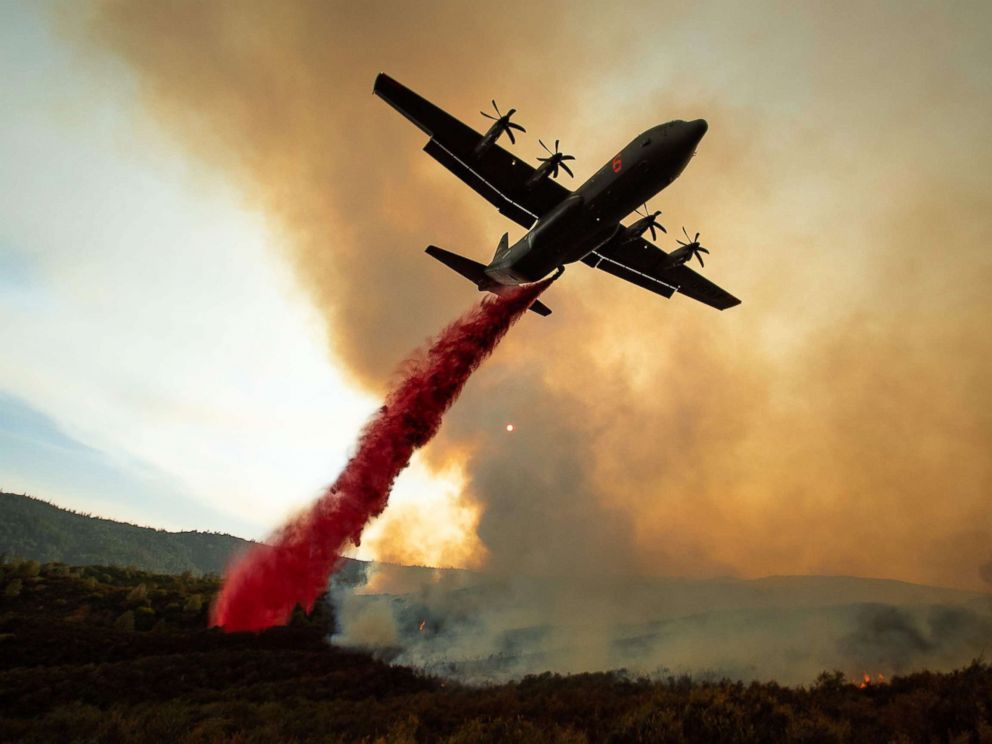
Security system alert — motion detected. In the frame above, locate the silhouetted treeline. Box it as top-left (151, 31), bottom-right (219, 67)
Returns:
top-left (0, 491), bottom-right (254, 574)
top-left (1, 558), bottom-right (990, 742)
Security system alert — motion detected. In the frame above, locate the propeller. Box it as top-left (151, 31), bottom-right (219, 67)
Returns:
top-left (538, 139), bottom-right (576, 179)
top-left (634, 203), bottom-right (667, 240)
top-left (677, 226), bottom-right (711, 268)
top-left (481, 100), bottom-right (526, 145)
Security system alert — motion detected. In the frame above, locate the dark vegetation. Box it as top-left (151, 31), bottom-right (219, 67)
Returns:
top-left (1, 559), bottom-right (990, 743)
top-left (0, 492), bottom-right (252, 575)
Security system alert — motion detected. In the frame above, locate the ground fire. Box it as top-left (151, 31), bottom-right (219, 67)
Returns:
top-left (857, 672), bottom-right (887, 688)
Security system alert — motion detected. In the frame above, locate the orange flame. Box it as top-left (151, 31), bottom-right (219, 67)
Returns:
top-left (856, 671), bottom-right (887, 688)
top-left (418, 620), bottom-right (426, 633)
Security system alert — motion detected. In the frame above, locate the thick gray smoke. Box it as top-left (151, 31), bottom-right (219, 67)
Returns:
top-left (329, 563), bottom-right (992, 685)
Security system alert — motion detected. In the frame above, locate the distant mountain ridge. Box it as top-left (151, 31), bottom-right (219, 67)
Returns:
top-left (0, 492), bottom-right (253, 575)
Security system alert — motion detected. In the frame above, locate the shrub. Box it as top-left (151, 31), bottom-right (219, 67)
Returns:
top-left (19, 560), bottom-right (40, 578)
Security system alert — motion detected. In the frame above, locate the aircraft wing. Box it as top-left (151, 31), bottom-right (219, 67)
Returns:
top-left (374, 73), bottom-right (570, 229)
top-left (582, 237), bottom-right (741, 310)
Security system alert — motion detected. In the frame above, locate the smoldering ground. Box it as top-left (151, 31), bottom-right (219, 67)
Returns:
top-left (330, 564), bottom-right (992, 685)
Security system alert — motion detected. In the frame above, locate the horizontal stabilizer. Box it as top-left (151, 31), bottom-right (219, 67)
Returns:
top-left (528, 299), bottom-right (552, 316)
top-left (426, 245), bottom-right (487, 286)
top-left (425, 246), bottom-right (551, 316)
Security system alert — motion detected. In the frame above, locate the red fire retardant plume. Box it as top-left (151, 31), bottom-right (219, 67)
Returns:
top-left (211, 279), bottom-right (553, 632)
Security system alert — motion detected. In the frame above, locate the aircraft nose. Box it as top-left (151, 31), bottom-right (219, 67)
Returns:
top-left (681, 119), bottom-right (708, 157)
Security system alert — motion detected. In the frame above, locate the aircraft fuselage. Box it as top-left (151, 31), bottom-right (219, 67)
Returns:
top-left (483, 119), bottom-right (708, 287)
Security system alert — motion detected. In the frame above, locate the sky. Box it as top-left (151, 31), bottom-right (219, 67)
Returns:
top-left (1, 1), bottom-right (990, 590)
top-left (0, 2), bottom-right (467, 556)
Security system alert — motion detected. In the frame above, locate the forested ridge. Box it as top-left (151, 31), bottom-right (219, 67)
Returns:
top-left (0, 492), bottom-right (252, 575)
top-left (1, 558), bottom-right (990, 743)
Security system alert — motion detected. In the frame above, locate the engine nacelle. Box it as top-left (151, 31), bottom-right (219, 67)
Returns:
top-left (622, 210), bottom-right (665, 243)
top-left (667, 245), bottom-right (694, 265)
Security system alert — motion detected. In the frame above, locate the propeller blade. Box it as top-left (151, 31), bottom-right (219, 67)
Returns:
top-left (538, 156), bottom-right (550, 163)
top-left (677, 239), bottom-right (688, 247)
top-left (648, 225), bottom-right (657, 241)
top-left (481, 111), bottom-right (497, 120)
top-left (492, 99), bottom-right (500, 116)
top-left (698, 247), bottom-right (710, 254)
top-left (540, 139), bottom-right (551, 154)
top-left (507, 129), bottom-right (516, 145)
top-left (682, 226), bottom-right (690, 241)
top-left (506, 108), bottom-right (516, 117)
top-left (508, 122), bottom-right (526, 132)
top-left (555, 139), bottom-right (560, 153)
top-left (694, 232), bottom-right (700, 242)
top-left (561, 154), bottom-right (575, 161)
top-left (696, 253), bottom-right (705, 268)
top-left (658, 224), bottom-right (668, 234)
top-left (560, 161), bottom-right (574, 178)
top-left (551, 163), bottom-right (560, 179)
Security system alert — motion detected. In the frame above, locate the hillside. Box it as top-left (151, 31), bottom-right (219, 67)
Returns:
top-left (1, 558), bottom-right (990, 742)
top-left (334, 565), bottom-right (992, 685)
top-left (4, 492), bottom-right (990, 686)
top-left (0, 492), bottom-right (251, 575)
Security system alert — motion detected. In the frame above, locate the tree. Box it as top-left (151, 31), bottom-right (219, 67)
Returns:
top-left (183, 594), bottom-right (203, 613)
top-left (19, 560), bottom-right (40, 578)
top-left (114, 610), bottom-right (135, 632)
top-left (127, 583), bottom-right (148, 605)
top-left (5, 578), bottom-right (22, 597)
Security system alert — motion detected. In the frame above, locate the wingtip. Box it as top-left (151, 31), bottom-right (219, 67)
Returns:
top-left (373, 72), bottom-right (389, 95)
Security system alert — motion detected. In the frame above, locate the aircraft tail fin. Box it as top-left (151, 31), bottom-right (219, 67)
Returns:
top-left (493, 232), bottom-right (511, 262)
top-left (424, 245), bottom-right (551, 316)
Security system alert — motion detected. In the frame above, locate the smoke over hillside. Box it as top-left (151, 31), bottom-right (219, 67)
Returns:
top-left (330, 565), bottom-right (992, 684)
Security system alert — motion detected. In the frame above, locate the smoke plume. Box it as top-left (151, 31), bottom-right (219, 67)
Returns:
top-left (211, 281), bottom-right (551, 631)
top-left (74, 0), bottom-right (992, 594)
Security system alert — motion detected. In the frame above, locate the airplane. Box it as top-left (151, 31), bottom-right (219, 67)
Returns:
top-left (373, 73), bottom-right (740, 316)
